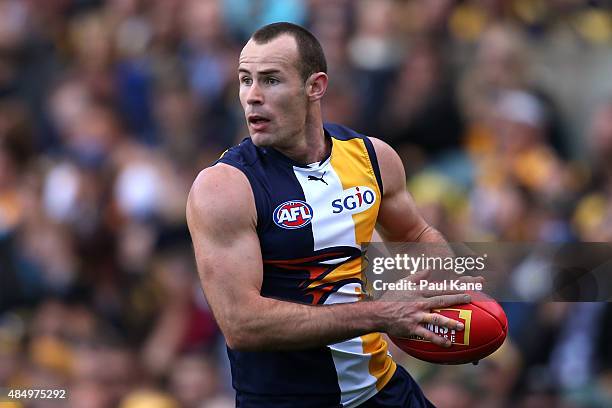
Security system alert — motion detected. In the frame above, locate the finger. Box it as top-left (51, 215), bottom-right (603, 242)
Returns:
top-left (460, 275), bottom-right (486, 284)
top-left (398, 269), bottom-right (431, 283)
top-left (415, 268), bottom-right (432, 280)
top-left (426, 293), bottom-right (471, 309)
top-left (420, 286), bottom-right (465, 297)
top-left (421, 312), bottom-right (465, 331)
top-left (459, 275), bottom-right (486, 285)
top-left (413, 325), bottom-right (452, 348)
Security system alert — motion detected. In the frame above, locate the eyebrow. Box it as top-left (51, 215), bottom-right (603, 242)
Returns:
top-left (238, 68), bottom-right (281, 75)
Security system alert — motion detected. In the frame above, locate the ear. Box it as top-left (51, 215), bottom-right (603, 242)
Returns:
top-left (306, 72), bottom-right (328, 102)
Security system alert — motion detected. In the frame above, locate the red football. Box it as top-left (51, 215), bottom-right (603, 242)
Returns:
top-left (390, 294), bottom-right (508, 364)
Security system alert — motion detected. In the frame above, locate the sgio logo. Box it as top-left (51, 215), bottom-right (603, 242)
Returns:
top-left (273, 200), bottom-right (313, 229)
top-left (331, 186), bottom-right (376, 215)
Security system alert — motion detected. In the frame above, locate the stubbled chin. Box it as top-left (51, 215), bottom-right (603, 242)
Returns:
top-left (250, 133), bottom-right (273, 147)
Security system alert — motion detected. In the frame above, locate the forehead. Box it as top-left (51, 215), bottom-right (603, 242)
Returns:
top-left (239, 35), bottom-right (299, 72)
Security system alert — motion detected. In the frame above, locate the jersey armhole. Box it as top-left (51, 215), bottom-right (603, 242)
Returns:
top-left (216, 157), bottom-right (267, 232)
top-left (362, 137), bottom-right (384, 196)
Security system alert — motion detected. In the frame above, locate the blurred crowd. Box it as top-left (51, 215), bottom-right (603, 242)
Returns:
top-left (1, 0), bottom-right (612, 407)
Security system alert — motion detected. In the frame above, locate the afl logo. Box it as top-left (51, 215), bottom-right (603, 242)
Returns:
top-left (332, 186), bottom-right (376, 214)
top-left (273, 200), bottom-right (314, 229)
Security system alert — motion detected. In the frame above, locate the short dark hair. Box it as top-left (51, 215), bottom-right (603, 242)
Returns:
top-left (251, 22), bottom-right (327, 82)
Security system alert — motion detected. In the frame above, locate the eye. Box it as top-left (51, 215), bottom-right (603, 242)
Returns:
top-left (240, 76), bottom-right (252, 85)
top-left (265, 77), bottom-right (280, 85)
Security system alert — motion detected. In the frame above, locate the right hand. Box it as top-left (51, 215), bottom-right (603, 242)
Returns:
top-left (376, 273), bottom-right (484, 347)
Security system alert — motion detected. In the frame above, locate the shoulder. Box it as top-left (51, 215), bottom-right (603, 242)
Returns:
top-left (324, 122), bottom-right (367, 141)
top-left (187, 163), bottom-right (257, 235)
top-left (322, 123), bottom-right (399, 169)
top-left (369, 137), bottom-right (399, 163)
top-left (325, 123), bottom-right (390, 157)
top-left (189, 163), bottom-right (252, 199)
top-left (325, 124), bottom-right (397, 193)
top-left (368, 137), bottom-right (406, 196)
top-left (218, 137), bottom-right (261, 168)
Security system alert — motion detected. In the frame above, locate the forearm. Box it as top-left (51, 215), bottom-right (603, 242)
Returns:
top-left (414, 225), bottom-right (459, 262)
top-left (220, 295), bottom-right (387, 351)
top-left (415, 225), bottom-right (448, 244)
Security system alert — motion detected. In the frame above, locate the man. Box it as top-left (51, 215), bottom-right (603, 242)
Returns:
top-left (187, 22), bottom-right (470, 408)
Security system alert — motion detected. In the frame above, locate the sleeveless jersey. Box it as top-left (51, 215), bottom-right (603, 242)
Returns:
top-left (217, 123), bottom-right (397, 408)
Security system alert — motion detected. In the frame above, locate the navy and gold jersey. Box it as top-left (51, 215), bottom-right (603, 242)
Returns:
top-left (217, 123), bottom-right (397, 408)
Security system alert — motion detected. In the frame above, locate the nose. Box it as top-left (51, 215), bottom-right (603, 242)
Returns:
top-left (246, 82), bottom-right (264, 106)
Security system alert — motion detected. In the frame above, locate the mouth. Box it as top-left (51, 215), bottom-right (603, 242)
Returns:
top-left (248, 114), bottom-right (271, 125)
top-left (247, 114), bottom-right (271, 132)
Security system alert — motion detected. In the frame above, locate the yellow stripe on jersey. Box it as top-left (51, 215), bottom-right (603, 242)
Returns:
top-left (329, 137), bottom-right (381, 245)
top-left (330, 137), bottom-right (394, 389)
top-left (361, 333), bottom-right (397, 390)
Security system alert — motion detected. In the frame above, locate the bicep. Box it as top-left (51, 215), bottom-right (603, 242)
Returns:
top-left (191, 216), bottom-right (263, 311)
top-left (186, 165), bottom-right (263, 333)
top-left (370, 138), bottom-right (429, 241)
top-left (377, 188), bottom-right (428, 242)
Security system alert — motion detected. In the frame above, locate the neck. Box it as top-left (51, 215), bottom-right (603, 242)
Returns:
top-left (274, 106), bottom-right (330, 164)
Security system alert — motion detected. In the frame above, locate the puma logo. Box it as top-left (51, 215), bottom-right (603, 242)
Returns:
top-left (308, 171), bottom-right (328, 185)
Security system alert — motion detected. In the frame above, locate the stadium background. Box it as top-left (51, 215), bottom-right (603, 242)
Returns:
top-left (1, 0), bottom-right (612, 407)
